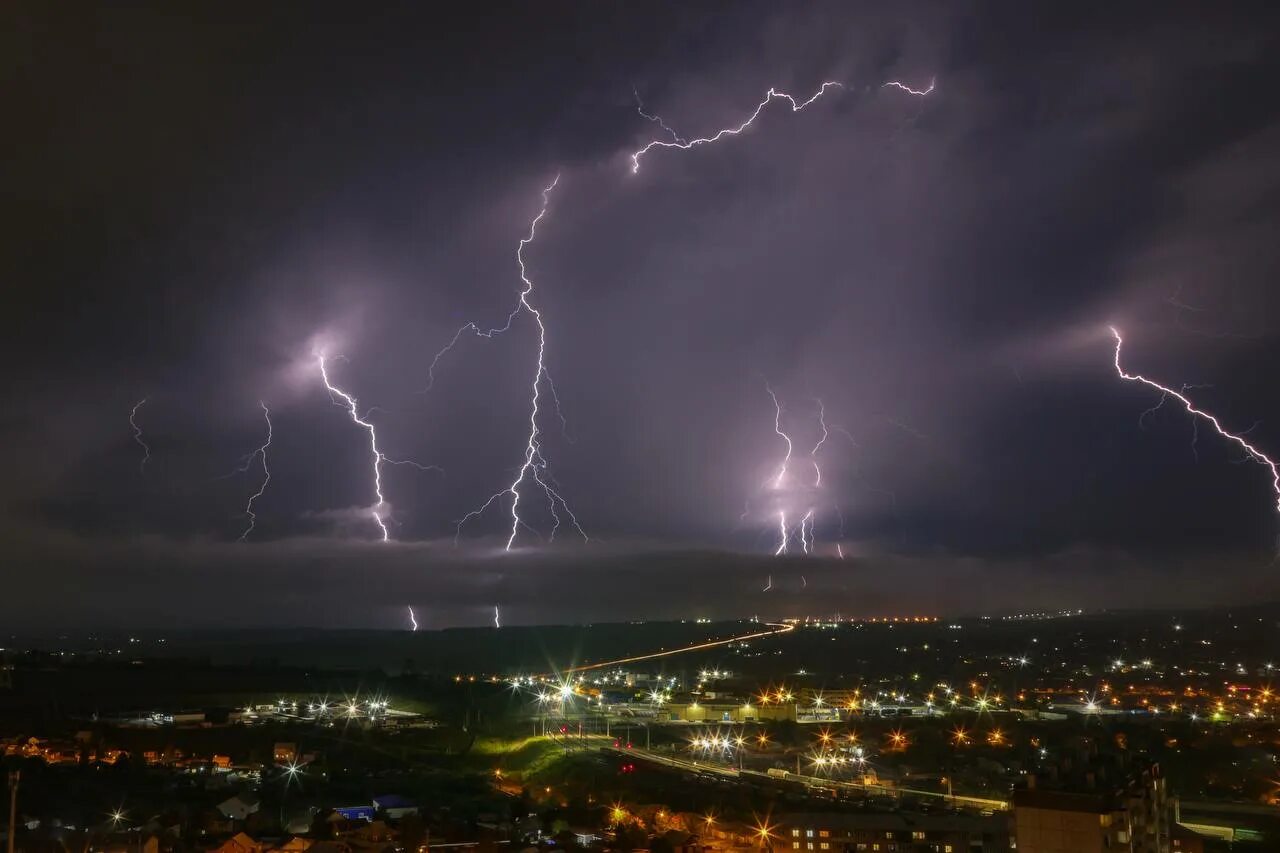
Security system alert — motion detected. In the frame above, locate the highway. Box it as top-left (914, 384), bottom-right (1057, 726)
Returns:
top-left (563, 621), bottom-right (795, 673)
top-left (603, 743), bottom-right (1010, 812)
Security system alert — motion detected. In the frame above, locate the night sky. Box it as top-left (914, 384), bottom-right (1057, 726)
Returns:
top-left (7, 2), bottom-right (1280, 630)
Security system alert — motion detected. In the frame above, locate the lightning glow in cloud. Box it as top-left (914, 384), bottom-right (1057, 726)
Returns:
top-left (130, 398), bottom-right (150, 473)
top-left (319, 353), bottom-right (442, 541)
top-left (237, 402), bottom-right (272, 542)
top-left (1110, 326), bottom-right (1280, 515)
top-left (454, 177), bottom-right (588, 549)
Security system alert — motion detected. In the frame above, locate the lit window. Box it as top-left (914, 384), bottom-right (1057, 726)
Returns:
top-left (807, 830), bottom-right (815, 838)
top-left (807, 844), bottom-right (814, 851)
top-left (912, 831), bottom-right (925, 840)
top-left (821, 845), bottom-right (829, 850)
top-left (792, 830), bottom-right (801, 837)
top-left (819, 831), bottom-right (830, 838)
top-left (792, 844), bottom-right (799, 850)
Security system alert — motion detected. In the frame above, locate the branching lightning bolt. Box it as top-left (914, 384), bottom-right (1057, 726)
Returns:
top-left (318, 353), bottom-right (442, 541)
top-left (130, 398), bottom-right (150, 473)
top-left (454, 177), bottom-right (587, 550)
top-left (407, 606), bottom-right (418, 632)
top-left (237, 401), bottom-right (272, 541)
top-left (1110, 327), bottom-right (1280, 516)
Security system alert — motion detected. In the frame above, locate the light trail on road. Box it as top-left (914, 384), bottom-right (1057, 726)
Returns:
top-left (563, 621), bottom-right (794, 673)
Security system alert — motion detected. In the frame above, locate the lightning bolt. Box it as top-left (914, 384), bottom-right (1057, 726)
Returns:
top-left (237, 401), bottom-right (272, 542)
top-left (634, 86), bottom-right (686, 144)
top-left (881, 78), bottom-right (936, 97)
top-left (811, 398), bottom-right (829, 487)
top-left (493, 605), bottom-right (501, 629)
top-left (129, 398), bottom-right (150, 473)
top-left (453, 177), bottom-right (588, 549)
top-left (628, 77), bottom-right (930, 556)
top-left (318, 352), bottom-right (442, 541)
top-left (767, 383), bottom-right (793, 490)
top-left (763, 574), bottom-right (772, 592)
top-left (630, 77), bottom-right (934, 174)
top-left (1110, 327), bottom-right (1280, 516)
top-left (407, 605), bottom-right (418, 632)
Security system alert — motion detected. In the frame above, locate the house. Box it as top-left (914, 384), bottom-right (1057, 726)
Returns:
top-left (211, 832), bottom-right (267, 853)
top-left (218, 793), bottom-right (263, 822)
top-left (371, 795), bottom-right (418, 820)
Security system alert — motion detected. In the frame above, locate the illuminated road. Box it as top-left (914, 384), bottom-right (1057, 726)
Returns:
top-left (563, 622), bottom-right (795, 673)
top-left (605, 744), bottom-right (1009, 812)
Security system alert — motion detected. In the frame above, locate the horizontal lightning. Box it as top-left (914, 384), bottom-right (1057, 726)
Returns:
top-left (1110, 327), bottom-right (1280, 515)
top-left (630, 76), bottom-right (935, 174)
top-left (881, 78), bottom-right (936, 97)
top-left (631, 82), bottom-right (845, 174)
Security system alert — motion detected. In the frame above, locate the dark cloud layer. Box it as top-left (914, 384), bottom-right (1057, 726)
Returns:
top-left (4, 2), bottom-right (1280, 628)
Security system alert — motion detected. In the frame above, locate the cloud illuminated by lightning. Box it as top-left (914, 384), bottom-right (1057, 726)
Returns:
top-left (130, 398), bottom-right (150, 473)
top-left (318, 352), bottom-right (442, 541)
top-left (237, 401), bottom-right (272, 541)
top-left (454, 177), bottom-right (588, 550)
top-left (1110, 326), bottom-right (1280, 515)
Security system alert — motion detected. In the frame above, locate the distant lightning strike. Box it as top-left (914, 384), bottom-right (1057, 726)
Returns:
top-left (1110, 327), bottom-right (1280, 516)
top-left (318, 353), bottom-right (442, 541)
top-left (454, 177), bottom-right (588, 550)
top-left (237, 402), bottom-right (273, 541)
top-left (407, 606), bottom-right (418, 632)
top-left (494, 605), bottom-right (501, 629)
top-left (130, 398), bottom-right (150, 472)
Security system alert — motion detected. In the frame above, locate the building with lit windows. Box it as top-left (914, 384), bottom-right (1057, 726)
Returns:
top-left (1012, 764), bottom-right (1201, 853)
top-left (776, 812), bottom-right (1012, 852)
